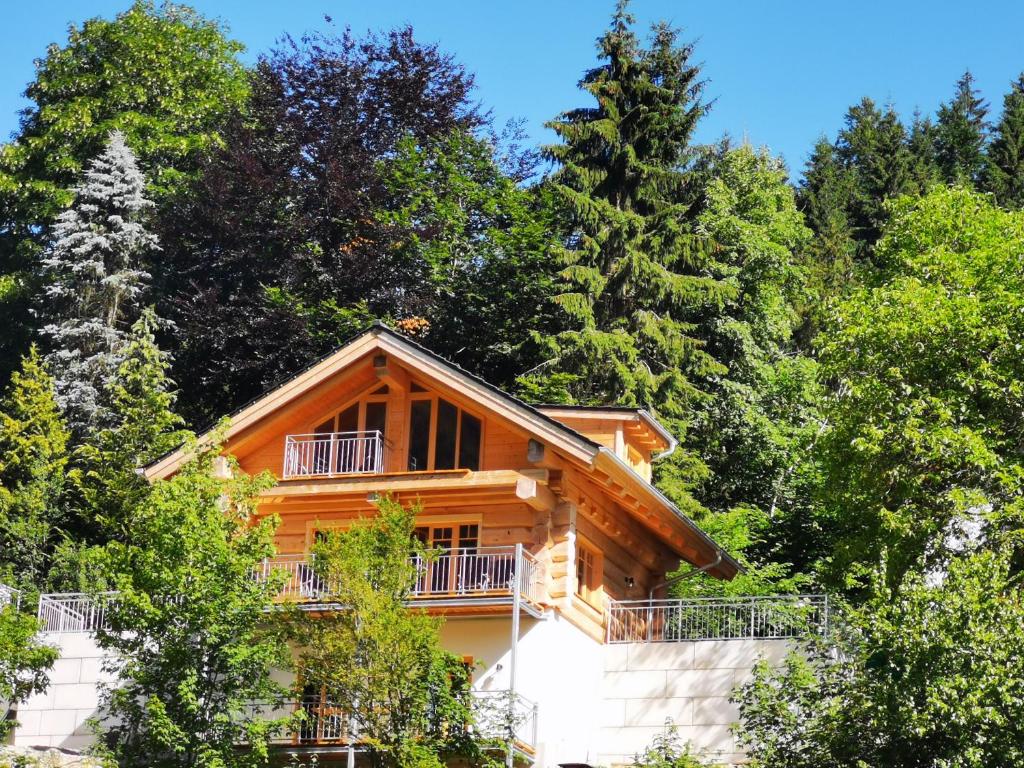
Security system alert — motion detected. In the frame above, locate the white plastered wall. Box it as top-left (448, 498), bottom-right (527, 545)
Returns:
top-left (439, 613), bottom-right (604, 767)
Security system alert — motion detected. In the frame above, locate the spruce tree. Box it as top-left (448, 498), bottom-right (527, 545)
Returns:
top-left (907, 110), bottom-right (940, 190)
top-left (934, 71), bottom-right (989, 185)
top-left (533, 1), bottom-right (731, 434)
top-left (0, 347), bottom-right (70, 589)
top-left (983, 74), bottom-right (1024, 207)
top-left (835, 99), bottom-right (916, 247)
top-left (798, 137), bottom-right (857, 290)
top-left (39, 131), bottom-right (158, 434)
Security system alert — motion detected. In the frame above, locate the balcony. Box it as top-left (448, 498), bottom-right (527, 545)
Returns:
top-left (293, 689), bottom-right (537, 756)
top-left (283, 430), bottom-right (386, 479)
top-left (36, 546), bottom-right (546, 633)
top-left (255, 545), bottom-right (545, 614)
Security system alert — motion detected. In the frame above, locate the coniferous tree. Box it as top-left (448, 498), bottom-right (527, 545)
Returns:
top-left (983, 74), bottom-right (1024, 207)
top-left (836, 99), bottom-right (917, 248)
top-left (934, 71), bottom-right (989, 185)
top-left (530, 2), bottom-right (732, 503)
top-left (907, 110), bottom-right (940, 190)
top-left (39, 131), bottom-right (158, 435)
top-left (77, 308), bottom-right (188, 542)
top-left (797, 137), bottom-right (857, 291)
top-left (0, 348), bottom-right (70, 589)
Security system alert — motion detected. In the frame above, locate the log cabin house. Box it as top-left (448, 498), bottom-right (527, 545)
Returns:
top-left (24, 323), bottom-right (802, 768)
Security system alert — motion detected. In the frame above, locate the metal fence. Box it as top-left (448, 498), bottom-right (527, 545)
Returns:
top-left (472, 690), bottom-right (538, 752)
top-left (283, 431), bottom-right (386, 479)
top-left (606, 594), bottom-right (829, 643)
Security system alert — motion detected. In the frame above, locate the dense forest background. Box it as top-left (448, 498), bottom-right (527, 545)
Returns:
top-left (3, 1), bottom-right (1024, 764)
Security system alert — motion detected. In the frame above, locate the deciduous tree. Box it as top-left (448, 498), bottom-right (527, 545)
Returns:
top-left (93, 445), bottom-right (294, 768)
top-left (293, 497), bottom-right (493, 768)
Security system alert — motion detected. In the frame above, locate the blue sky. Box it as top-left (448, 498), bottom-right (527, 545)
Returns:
top-left (3, 1), bottom-right (1024, 178)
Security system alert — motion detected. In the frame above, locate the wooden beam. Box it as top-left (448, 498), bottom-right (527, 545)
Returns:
top-left (515, 476), bottom-right (558, 512)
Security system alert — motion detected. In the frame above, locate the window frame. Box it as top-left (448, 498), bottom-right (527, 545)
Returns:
top-left (574, 538), bottom-right (603, 608)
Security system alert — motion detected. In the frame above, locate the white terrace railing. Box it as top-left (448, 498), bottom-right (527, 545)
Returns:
top-left (254, 545), bottom-right (545, 607)
top-left (606, 594), bottom-right (829, 644)
top-left (0, 582), bottom-right (19, 611)
top-left (37, 547), bottom-right (546, 633)
top-left (283, 431), bottom-right (386, 479)
top-left (294, 689), bottom-right (538, 753)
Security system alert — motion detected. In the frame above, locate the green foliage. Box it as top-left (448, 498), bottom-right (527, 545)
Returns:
top-left (633, 726), bottom-right (721, 767)
top-left (92, 442), bottom-right (294, 768)
top-left (0, 602), bottom-right (58, 740)
top-left (0, 1), bottom-right (248, 387)
top-left (376, 129), bottom-right (561, 388)
top-left (0, 348), bottom-right (70, 589)
top-left (668, 144), bottom-right (817, 595)
top-left (735, 549), bottom-right (1024, 768)
top-left (294, 497), bottom-right (494, 768)
top-left (0, 0), bottom-right (247, 212)
top-left (814, 187), bottom-right (1024, 593)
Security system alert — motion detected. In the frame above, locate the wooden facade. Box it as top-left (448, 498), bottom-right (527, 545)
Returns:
top-left (146, 325), bottom-right (739, 642)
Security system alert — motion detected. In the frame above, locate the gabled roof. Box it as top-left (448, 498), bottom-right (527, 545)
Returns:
top-left (145, 323), bottom-right (740, 578)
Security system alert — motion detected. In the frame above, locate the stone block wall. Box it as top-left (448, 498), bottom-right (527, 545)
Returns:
top-left (596, 639), bottom-right (793, 766)
top-left (12, 633), bottom-right (112, 753)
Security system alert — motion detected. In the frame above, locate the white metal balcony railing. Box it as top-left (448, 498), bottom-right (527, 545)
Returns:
top-left (254, 545), bottom-right (545, 606)
top-left (0, 582), bottom-right (19, 611)
top-left (606, 594), bottom-right (829, 643)
top-left (37, 547), bottom-right (545, 633)
top-left (283, 431), bottom-right (385, 479)
top-left (38, 592), bottom-right (117, 634)
top-left (294, 689), bottom-right (538, 752)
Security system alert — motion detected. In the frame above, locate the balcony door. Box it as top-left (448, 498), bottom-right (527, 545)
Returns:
top-left (413, 524), bottom-right (479, 596)
top-left (313, 389), bottom-right (388, 474)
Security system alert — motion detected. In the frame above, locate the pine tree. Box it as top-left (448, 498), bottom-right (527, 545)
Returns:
top-left (39, 131), bottom-right (158, 434)
top-left (0, 347), bottom-right (70, 589)
top-left (934, 71), bottom-right (989, 185)
top-left (983, 74), bottom-right (1024, 208)
top-left (533, 1), bottom-right (731, 424)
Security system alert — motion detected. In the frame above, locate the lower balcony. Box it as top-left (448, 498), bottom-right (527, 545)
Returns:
top-left (284, 688), bottom-right (538, 761)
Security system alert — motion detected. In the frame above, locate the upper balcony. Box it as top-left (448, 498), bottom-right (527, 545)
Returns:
top-left (255, 545), bottom-right (545, 616)
top-left (283, 430), bottom-right (387, 479)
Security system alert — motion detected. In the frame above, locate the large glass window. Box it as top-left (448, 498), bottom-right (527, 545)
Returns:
top-left (407, 391), bottom-right (482, 472)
